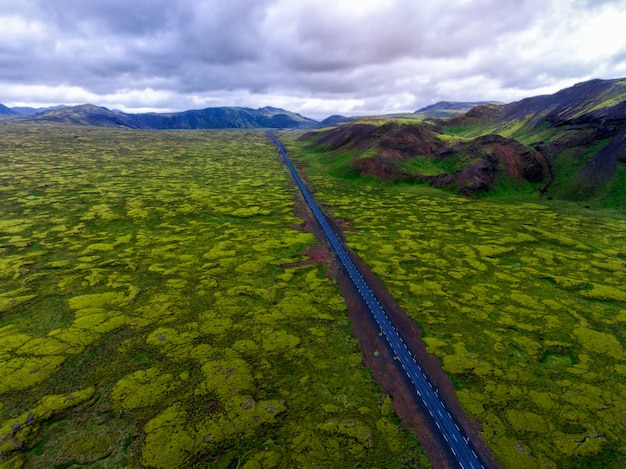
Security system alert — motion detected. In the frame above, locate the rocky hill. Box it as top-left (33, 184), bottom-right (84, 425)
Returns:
top-left (301, 78), bottom-right (626, 206)
top-left (301, 121), bottom-right (549, 195)
top-left (446, 78), bottom-right (626, 202)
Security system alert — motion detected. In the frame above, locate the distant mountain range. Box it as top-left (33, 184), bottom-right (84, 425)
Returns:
top-left (0, 104), bottom-right (319, 129)
top-left (0, 104), bottom-right (64, 116)
top-left (0, 100), bottom-right (513, 129)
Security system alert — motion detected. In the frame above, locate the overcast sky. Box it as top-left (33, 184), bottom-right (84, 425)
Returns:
top-left (1, 0), bottom-right (626, 119)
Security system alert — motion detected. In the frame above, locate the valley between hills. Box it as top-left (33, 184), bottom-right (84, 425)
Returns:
top-left (1, 78), bottom-right (625, 468)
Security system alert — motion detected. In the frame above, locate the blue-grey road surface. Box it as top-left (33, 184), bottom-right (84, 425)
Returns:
top-left (268, 132), bottom-right (486, 469)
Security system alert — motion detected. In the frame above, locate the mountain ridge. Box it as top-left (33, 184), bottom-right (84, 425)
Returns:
top-left (455, 78), bottom-right (626, 131)
top-left (414, 101), bottom-right (503, 118)
top-left (1, 104), bottom-right (320, 129)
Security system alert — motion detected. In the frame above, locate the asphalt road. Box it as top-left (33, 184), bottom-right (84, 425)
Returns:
top-left (268, 132), bottom-right (486, 469)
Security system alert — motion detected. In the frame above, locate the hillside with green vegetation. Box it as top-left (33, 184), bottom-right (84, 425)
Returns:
top-left (280, 130), bottom-right (626, 469)
top-left (301, 78), bottom-right (626, 210)
top-left (0, 124), bottom-right (428, 468)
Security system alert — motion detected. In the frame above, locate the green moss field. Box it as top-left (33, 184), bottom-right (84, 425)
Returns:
top-left (0, 124), bottom-right (429, 468)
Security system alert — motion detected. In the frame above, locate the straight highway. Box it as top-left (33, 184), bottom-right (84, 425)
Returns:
top-left (268, 131), bottom-right (486, 469)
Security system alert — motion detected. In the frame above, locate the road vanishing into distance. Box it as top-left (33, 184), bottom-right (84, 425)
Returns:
top-left (268, 132), bottom-right (486, 469)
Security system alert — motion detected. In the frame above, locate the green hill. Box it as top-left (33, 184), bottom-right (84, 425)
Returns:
top-left (300, 78), bottom-right (626, 209)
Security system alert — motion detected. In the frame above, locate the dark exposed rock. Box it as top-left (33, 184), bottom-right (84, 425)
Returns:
top-left (431, 149), bottom-right (501, 195)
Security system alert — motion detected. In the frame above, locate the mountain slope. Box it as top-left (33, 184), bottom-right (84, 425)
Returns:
top-left (445, 78), bottom-right (626, 204)
top-left (470, 78), bottom-right (626, 130)
top-left (0, 103), bottom-right (18, 116)
top-left (23, 104), bottom-right (319, 129)
top-left (128, 106), bottom-right (318, 129)
top-left (28, 105), bottom-right (136, 127)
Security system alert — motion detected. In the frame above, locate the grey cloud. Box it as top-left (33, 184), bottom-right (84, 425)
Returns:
top-left (39, 0), bottom-right (177, 36)
top-left (277, 0), bottom-right (539, 73)
top-left (0, 0), bottom-right (277, 92)
top-left (173, 0), bottom-right (272, 63)
top-left (0, 0), bottom-right (624, 117)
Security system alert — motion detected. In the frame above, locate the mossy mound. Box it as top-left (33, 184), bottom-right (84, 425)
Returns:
top-left (0, 387), bottom-right (95, 462)
top-left (55, 430), bottom-right (118, 465)
top-left (68, 292), bottom-right (128, 310)
top-left (0, 356), bottom-right (66, 394)
top-left (0, 290), bottom-right (37, 313)
top-left (579, 284), bottom-right (626, 302)
top-left (111, 368), bottom-right (175, 410)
